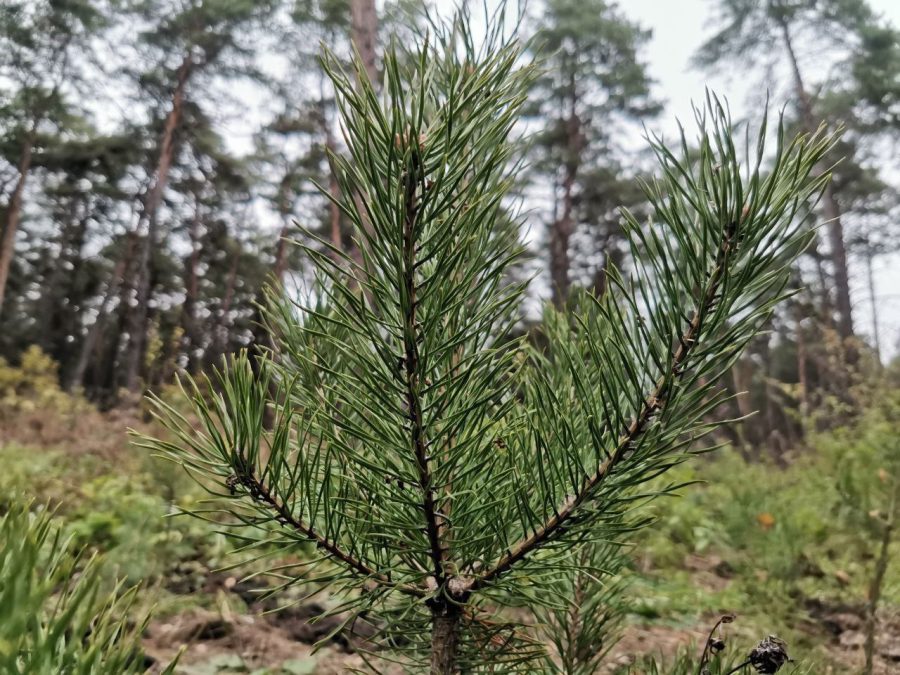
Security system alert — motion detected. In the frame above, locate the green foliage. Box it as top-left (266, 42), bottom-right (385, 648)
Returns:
top-left (536, 543), bottom-right (627, 674)
top-left (0, 501), bottom-right (177, 674)
top-left (0, 346), bottom-right (90, 414)
top-left (624, 394), bottom-right (900, 673)
top-left (139, 9), bottom-right (836, 671)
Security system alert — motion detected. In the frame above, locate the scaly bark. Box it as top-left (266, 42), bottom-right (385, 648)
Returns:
top-left (430, 608), bottom-right (461, 675)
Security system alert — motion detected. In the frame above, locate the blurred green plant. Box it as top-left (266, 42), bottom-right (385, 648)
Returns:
top-left (0, 345), bottom-right (91, 415)
top-left (0, 500), bottom-right (178, 673)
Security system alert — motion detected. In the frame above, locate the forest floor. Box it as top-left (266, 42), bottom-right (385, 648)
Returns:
top-left (2, 389), bottom-right (899, 674)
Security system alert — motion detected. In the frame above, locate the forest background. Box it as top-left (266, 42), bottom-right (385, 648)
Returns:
top-left (2, 0), bottom-right (900, 673)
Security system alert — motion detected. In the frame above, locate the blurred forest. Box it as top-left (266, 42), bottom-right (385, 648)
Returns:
top-left (2, 0), bottom-right (900, 673)
top-left (0, 0), bottom-right (898, 448)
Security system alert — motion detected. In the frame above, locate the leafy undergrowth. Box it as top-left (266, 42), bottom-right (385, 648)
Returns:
top-left (623, 400), bottom-right (900, 673)
top-left (1, 353), bottom-right (898, 672)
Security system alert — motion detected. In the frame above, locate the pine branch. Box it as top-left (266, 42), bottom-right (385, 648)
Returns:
top-left (469, 217), bottom-right (738, 592)
top-left (233, 466), bottom-right (424, 597)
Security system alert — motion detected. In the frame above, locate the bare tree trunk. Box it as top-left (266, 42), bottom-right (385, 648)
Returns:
top-left (181, 199), bottom-right (202, 372)
top-left (68, 232), bottom-right (137, 391)
top-left (351, 0), bottom-right (379, 85)
top-left (325, 127), bottom-right (343, 253)
top-left (0, 132), bottom-right (34, 314)
top-left (209, 252), bottom-right (239, 365)
top-left (864, 243), bottom-right (882, 366)
top-left (550, 171), bottom-right (575, 308)
top-left (249, 169), bottom-right (295, 377)
top-left (430, 608), bottom-right (461, 675)
top-left (591, 246), bottom-right (622, 298)
top-left (348, 2), bottom-right (379, 271)
top-left (778, 17), bottom-right (854, 343)
top-left (123, 54), bottom-right (193, 392)
top-left (550, 76), bottom-right (581, 308)
top-left (821, 193), bottom-right (854, 341)
top-left (808, 234), bottom-right (835, 328)
top-left (272, 223), bottom-right (291, 283)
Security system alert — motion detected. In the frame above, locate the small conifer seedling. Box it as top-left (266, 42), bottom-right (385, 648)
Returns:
top-left (139, 13), bottom-right (835, 674)
top-left (0, 502), bottom-right (178, 673)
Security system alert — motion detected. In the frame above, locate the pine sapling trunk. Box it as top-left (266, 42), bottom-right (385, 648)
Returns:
top-left (430, 605), bottom-right (461, 675)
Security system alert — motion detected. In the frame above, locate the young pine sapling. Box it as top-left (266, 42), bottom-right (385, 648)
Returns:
top-left (139, 15), bottom-right (835, 674)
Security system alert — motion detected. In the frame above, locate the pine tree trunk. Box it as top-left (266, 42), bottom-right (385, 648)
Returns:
top-left (68, 232), bottom-right (137, 392)
top-left (216, 253), bottom-right (239, 346)
top-left (430, 607), bottom-right (461, 675)
top-left (348, 1), bottom-right (378, 271)
top-left (550, 172), bottom-right (574, 308)
top-left (325, 128), bottom-right (343, 253)
top-left (123, 54), bottom-right (193, 392)
top-left (0, 132), bottom-right (34, 314)
top-left (248, 219), bottom-right (292, 429)
top-left (550, 78), bottom-right (581, 308)
top-left (38, 196), bottom-right (89, 367)
top-left (181, 201), bottom-right (202, 372)
top-left (821, 190), bottom-right (854, 342)
top-left (808, 234), bottom-right (835, 329)
top-left (591, 246), bottom-right (622, 298)
top-left (865, 244), bottom-right (881, 366)
top-left (351, 0), bottom-right (379, 84)
top-left (778, 17), bottom-right (854, 342)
